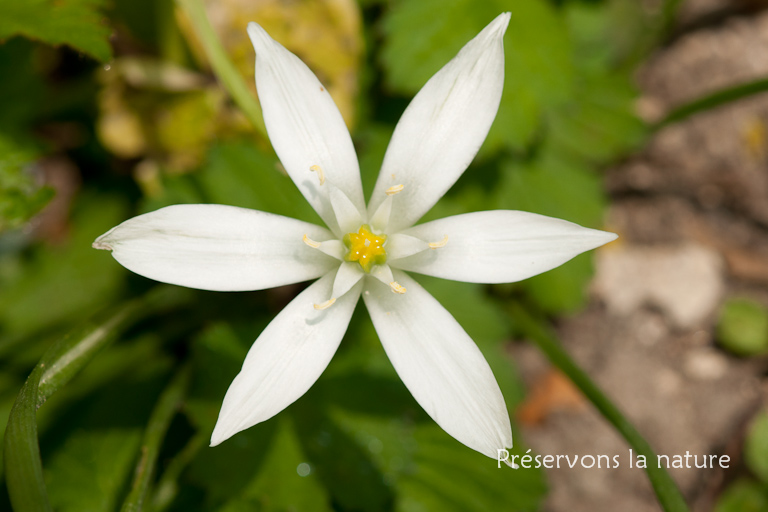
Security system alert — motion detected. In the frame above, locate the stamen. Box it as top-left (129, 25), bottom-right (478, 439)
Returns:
top-left (302, 234), bottom-right (321, 249)
top-left (386, 184), bottom-right (404, 196)
top-left (389, 282), bottom-right (406, 294)
top-left (309, 164), bottom-right (325, 185)
top-left (428, 235), bottom-right (449, 249)
top-left (313, 298), bottom-right (336, 310)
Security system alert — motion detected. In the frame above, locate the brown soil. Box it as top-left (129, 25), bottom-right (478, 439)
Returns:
top-left (513, 3), bottom-right (768, 511)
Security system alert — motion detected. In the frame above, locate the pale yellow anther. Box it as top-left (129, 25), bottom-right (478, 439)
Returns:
top-left (428, 235), bottom-right (449, 249)
top-left (389, 282), bottom-right (406, 294)
top-left (313, 298), bottom-right (336, 310)
top-left (309, 164), bottom-right (325, 185)
top-left (385, 184), bottom-right (404, 196)
top-left (302, 234), bottom-right (321, 249)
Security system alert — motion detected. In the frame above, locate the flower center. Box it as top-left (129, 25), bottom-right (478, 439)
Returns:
top-left (343, 224), bottom-right (387, 273)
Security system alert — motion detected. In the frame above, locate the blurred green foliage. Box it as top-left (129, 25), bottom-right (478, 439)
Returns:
top-left (0, 39), bottom-right (54, 232)
top-left (745, 411), bottom-right (768, 485)
top-left (0, 0), bottom-right (665, 509)
top-left (0, 0), bottom-right (112, 62)
top-left (714, 409), bottom-right (768, 512)
top-left (0, 136), bottom-right (53, 233)
top-left (716, 298), bottom-right (768, 356)
top-left (715, 480), bottom-right (768, 512)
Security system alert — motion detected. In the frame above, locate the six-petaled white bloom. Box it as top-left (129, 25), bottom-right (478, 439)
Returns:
top-left (93, 13), bottom-right (617, 462)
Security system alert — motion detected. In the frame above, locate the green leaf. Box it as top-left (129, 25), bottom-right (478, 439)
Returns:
top-left (42, 365), bottom-right (174, 512)
top-left (714, 479), bottom-right (768, 512)
top-left (0, 0), bottom-right (112, 62)
top-left (3, 364), bottom-right (50, 512)
top-left (0, 39), bottom-right (48, 128)
top-left (495, 152), bottom-right (606, 226)
top-left (182, 422), bottom-right (277, 508)
top-left (716, 298), bottom-right (768, 357)
top-left (184, 322), bottom-right (249, 434)
top-left (381, 0), bottom-right (572, 152)
top-left (745, 411), bottom-right (768, 484)
top-left (294, 407), bottom-right (394, 512)
top-left (220, 418), bottom-right (332, 512)
top-left (35, 333), bottom-right (176, 437)
top-left (539, 2), bottom-right (646, 165)
top-left (397, 425), bottom-right (546, 512)
top-left (519, 253), bottom-right (595, 315)
top-left (107, 0), bottom-right (186, 62)
top-left (0, 133), bottom-right (53, 233)
top-left (0, 192), bottom-right (128, 350)
top-left (198, 142), bottom-right (319, 224)
top-left (143, 141), bottom-right (321, 224)
top-left (3, 289), bottom-right (186, 512)
top-left (37, 287), bottom-right (187, 405)
top-left (182, 323), bottom-right (275, 508)
top-left (330, 409), bottom-right (546, 512)
top-left (46, 429), bottom-right (142, 512)
top-left (544, 70), bottom-right (646, 165)
top-left (0, 381), bottom-right (21, 481)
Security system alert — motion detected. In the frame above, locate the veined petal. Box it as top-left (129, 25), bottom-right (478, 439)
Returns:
top-left (363, 271), bottom-right (513, 459)
top-left (386, 233), bottom-right (429, 260)
top-left (247, 22), bottom-right (365, 235)
top-left (390, 210), bottom-right (617, 283)
top-left (370, 263), bottom-right (394, 287)
top-left (367, 13), bottom-right (510, 232)
top-left (330, 186), bottom-right (364, 235)
top-left (369, 194), bottom-right (392, 233)
top-left (211, 271), bottom-right (362, 445)
top-left (94, 204), bottom-right (337, 291)
top-left (332, 261), bottom-right (364, 299)
top-left (317, 239), bottom-right (345, 260)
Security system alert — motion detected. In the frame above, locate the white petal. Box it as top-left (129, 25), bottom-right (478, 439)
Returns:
top-left (370, 263), bottom-right (394, 287)
top-left (363, 271), bottom-right (513, 459)
top-left (369, 195), bottom-right (392, 233)
top-left (390, 210), bottom-right (618, 283)
top-left (386, 233), bottom-right (429, 260)
top-left (332, 261), bottom-right (364, 299)
top-left (247, 22), bottom-right (365, 234)
top-left (211, 271), bottom-right (362, 445)
top-left (94, 204), bottom-right (336, 291)
top-left (367, 13), bottom-right (510, 232)
top-left (330, 186), bottom-right (364, 234)
top-left (317, 239), bottom-right (345, 260)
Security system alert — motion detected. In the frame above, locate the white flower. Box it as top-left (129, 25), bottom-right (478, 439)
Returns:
top-left (93, 13), bottom-right (616, 462)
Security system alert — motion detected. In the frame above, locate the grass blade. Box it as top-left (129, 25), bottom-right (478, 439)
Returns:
top-left (509, 302), bottom-right (689, 512)
top-left (3, 287), bottom-right (188, 511)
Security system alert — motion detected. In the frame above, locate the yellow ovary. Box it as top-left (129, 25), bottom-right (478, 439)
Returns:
top-left (343, 224), bottom-right (387, 273)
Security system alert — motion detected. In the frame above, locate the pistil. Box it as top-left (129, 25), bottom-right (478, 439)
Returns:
top-left (343, 224), bottom-right (387, 273)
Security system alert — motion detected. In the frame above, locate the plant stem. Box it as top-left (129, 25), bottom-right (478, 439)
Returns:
top-left (174, 0), bottom-right (267, 137)
top-left (121, 365), bottom-right (192, 512)
top-left (508, 302), bottom-right (690, 512)
top-left (151, 433), bottom-right (206, 512)
top-left (655, 77), bottom-right (768, 128)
